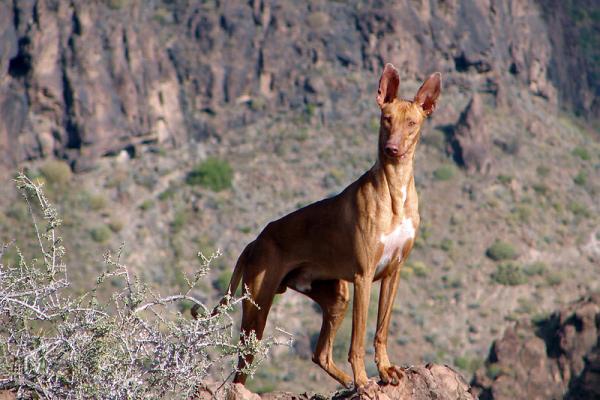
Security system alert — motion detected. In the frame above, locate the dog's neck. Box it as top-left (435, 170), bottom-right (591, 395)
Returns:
top-left (373, 146), bottom-right (416, 215)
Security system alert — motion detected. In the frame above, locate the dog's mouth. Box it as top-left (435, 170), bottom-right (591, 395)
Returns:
top-left (387, 150), bottom-right (408, 160)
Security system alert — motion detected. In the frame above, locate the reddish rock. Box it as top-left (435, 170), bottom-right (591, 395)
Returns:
top-left (471, 294), bottom-right (600, 400)
top-left (226, 364), bottom-right (474, 400)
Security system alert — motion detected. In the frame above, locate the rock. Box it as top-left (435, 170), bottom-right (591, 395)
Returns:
top-left (471, 294), bottom-right (600, 400)
top-left (566, 345), bottom-right (600, 400)
top-left (225, 365), bottom-right (474, 400)
top-left (448, 94), bottom-right (492, 174)
top-left (0, 0), bottom-right (597, 170)
top-left (227, 383), bottom-right (262, 400)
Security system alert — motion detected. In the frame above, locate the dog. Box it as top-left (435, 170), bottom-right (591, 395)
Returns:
top-left (215, 64), bottom-right (440, 389)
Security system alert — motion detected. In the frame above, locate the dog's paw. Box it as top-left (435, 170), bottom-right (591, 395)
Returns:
top-left (378, 364), bottom-right (405, 385)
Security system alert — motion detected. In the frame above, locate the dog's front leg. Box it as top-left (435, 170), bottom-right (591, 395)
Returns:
top-left (374, 267), bottom-right (404, 384)
top-left (348, 273), bottom-right (372, 388)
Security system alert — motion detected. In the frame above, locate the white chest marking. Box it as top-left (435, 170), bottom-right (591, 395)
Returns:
top-left (375, 217), bottom-right (415, 276)
top-left (400, 186), bottom-right (407, 205)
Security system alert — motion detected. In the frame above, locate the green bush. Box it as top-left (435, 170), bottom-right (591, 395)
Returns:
top-left (486, 240), bottom-right (518, 261)
top-left (186, 157), bottom-right (233, 192)
top-left (433, 165), bottom-right (455, 181)
top-left (158, 187), bottom-right (177, 201)
top-left (523, 262), bottom-right (547, 276)
top-left (410, 261), bottom-right (429, 277)
top-left (573, 171), bottom-right (587, 186)
top-left (568, 201), bottom-right (590, 217)
top-left (491, 263), bottom-right (526, 286)
top-left (440, 238), bottom-right (453, 252)
top-left (90, 225), bottom-right (112, 243)
top-left (88, 193), bottom-right (108, 211)
top-left (497, 174), bottom-right (512, 184)
top-left (536, 165), bottom-right (550, 178)
top-left (39, 160), bottom-right (72, 186)
top-left (532, 183), bottom-right (549, 196)
top-left (139, 199), bottom-right (155, 211)
top-left (454, 356), bottom-right (483, 374)
top-left (108, 218), bottom-right (124, 233)
top-left (486, 363), bottom-right (503, 379)
top-left (572, 147), bottom-right (591, 161)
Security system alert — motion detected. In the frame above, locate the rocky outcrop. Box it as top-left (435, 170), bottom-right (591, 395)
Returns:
top-left (218, 364), bottom-right (474, 400)
top-left (2, 0), bottom-right (591, 171)
top-left (537, 0), bottom-right (600, 120)
top-left (0, 0), bottom-right (184, 171)
top-left (471, 294), bottom-right (600, 399)
top-left (448, 94), bottom-right (492, 174)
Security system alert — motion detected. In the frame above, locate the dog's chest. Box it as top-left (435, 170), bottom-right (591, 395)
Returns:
top-left (374, 217), bottom-right (415, 276)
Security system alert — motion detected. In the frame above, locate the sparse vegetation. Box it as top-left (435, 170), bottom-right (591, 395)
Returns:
top-left (491, 263), bottom-right (527, 286)
top-left (186, 157), bottom-right (233, 192)
top-left (90, 225), bottom-right (112, 243)
top-left (486, 363), bottom-right (503, 379)
top-left (523, 262), bottom-right (547, 276)
top-left (568, 201), bottom-right (590, 217)
top-left (139, 199), bottom-right (155, 211)
top-left (39, 160), bottom-right (72, 186)
top-left (433, 165), bottom-right (455, 181)
top-left (572, 146), bottom-right (591, 161)
top-left (497, 174), bottom-right (512, 184)
top-left (440, 238), bottom-right (454, 252)
top-left (573, 170), bottom-right (587, 186)
top-left (454, 356), bottom-right (483, 375)
top-left (0, 175), bottom-right (286, 398)
top-left (545, 271), bottom-right (565, 286)
top-left (536, 165), bottom-right (550, 178)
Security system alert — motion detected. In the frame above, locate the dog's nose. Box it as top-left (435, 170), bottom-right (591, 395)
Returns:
top-left (385, 144), bottom-right (399, 157)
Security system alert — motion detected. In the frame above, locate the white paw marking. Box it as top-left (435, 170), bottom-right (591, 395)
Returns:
top-left (375, 218), bottom-right (415, 276)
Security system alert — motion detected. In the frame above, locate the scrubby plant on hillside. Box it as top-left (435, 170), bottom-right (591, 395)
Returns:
top-left (491, 263), bottom-right (527, 286)
top-left (432, 164), bottom-right (455, 181)
top-left (186, 157), bottom-right (233, 192)
top-left (0, 174), bottom-right (288, 398)
top-left (485, 240), bottom-right (518, 261)
top-left (38, 160), bottom-right (73, 187)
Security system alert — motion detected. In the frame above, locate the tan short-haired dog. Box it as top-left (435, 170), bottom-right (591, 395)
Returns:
top-left (223, 64), bottom-right (441, 389)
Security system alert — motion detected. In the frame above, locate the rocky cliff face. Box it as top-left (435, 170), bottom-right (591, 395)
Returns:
top-left (1, 0), bottom-right (595, 171)
top-left (0, 0), bottom-right (184, 171)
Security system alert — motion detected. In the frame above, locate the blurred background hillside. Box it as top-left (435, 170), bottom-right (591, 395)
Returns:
top-left (0, 0), bottom-right (598, 395)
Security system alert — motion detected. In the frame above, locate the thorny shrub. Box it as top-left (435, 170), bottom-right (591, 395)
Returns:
top-left (0, 173), bottom-right (290, 399)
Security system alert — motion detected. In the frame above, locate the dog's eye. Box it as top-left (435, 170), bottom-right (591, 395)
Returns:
top-left (383, 116), bottom-right (392, 124)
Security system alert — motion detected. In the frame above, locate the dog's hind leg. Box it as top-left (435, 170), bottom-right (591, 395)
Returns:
top-left (233, 257), bottom-right (282, 384)
top-left (304, 279), bottom-right (353, 387)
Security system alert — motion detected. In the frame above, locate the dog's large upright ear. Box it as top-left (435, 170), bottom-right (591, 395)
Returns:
top-left (414, 72), bottom-right (442, 116)
top-left (376, 63), bottom-right (400, 107)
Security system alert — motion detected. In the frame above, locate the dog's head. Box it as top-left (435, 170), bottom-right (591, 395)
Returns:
top-left (376, 64), bottom-right (441, 161)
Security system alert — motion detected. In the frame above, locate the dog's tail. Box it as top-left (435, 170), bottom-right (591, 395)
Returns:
top-left (191, 243), bottom-right (251, 320)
